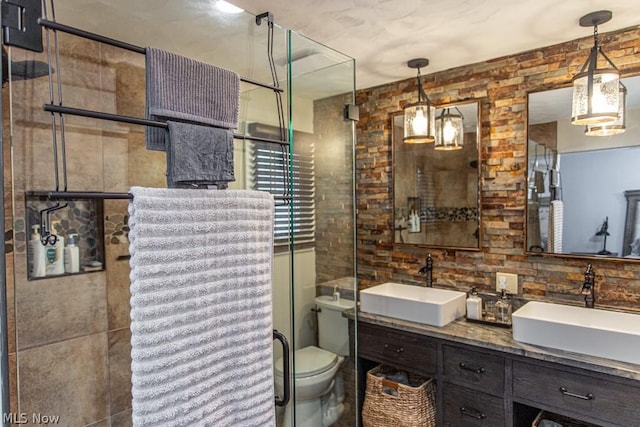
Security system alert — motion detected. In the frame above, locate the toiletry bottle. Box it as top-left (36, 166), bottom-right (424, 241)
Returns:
top-left (64, 234), bottom-right (80, 274)
top-left (407, 210), bottom-right (416, 232)
top-left (333, 284), bottom-right (340, 302)
top-left (45, 221), bottom-right (65, 276)
top-left (495, 289), bottom-right (512, 324)
top-left (28, 225), bottom-right (47, 278)
top-left (466, 286), bottom-right (483, 320)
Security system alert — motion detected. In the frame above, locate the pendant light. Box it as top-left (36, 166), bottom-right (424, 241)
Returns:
top-left (585, 83), bottom-right (626, 136)
top-left (434, 107), bottom-right (464, 150)
top-left (403, 58), bottom-right (435, 143)
top-left (571, 10), bottom-right (620, 126)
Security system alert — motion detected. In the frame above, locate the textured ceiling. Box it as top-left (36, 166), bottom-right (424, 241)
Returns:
top-left (50, 0), bottom-right (639, 97)
top-left (230, 0), bottom-right (640, 90)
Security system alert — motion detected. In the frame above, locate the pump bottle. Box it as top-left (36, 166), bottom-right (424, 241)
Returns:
top-left (64, 234), bottom-right (80, 274)
top-left (28, 225), bottom-right (47, 278)
top-left (466, 287), bottom-right (483, 320)
top-left (45, 221), bottom-right (65, 276)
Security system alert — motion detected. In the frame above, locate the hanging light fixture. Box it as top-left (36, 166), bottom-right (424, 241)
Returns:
top-left (403, 58), bottom-right (435, 143)
top-left (585, 83), bottom-right (626, 136)
top-left (571, 10), bottom-right (621, 126)
top-left (434, 107), bottom-right (464, 150)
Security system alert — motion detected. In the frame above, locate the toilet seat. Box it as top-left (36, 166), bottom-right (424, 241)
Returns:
top-left (275, 346), bottom-right (338, 378)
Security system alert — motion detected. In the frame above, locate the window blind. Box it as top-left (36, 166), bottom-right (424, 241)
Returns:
top-left (251, 134), bottom-right (315, 247)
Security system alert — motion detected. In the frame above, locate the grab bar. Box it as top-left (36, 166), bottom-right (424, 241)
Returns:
top-left (273, 329), bottom-right (290, 407)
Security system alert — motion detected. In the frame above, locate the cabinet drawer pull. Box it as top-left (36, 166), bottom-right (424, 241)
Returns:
top-left (460, 407), bottom-right (486, 419)
top-left (459, 362), bottom-right (485, 374)
top-left (383, 344), bottom-right (404, 353)
top-left (559, 387), bottom-right (594, 401)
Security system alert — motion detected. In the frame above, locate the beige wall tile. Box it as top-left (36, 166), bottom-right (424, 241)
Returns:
top-left (106, 248), bottom-right (131, 330)
top-left (16, 272), bottom-right (107, 350)
top-left (108, 328), bottom-right (131, 415)
top-left (17, 333), bottom-right (109, 425)
top-left (110, 409), bottom-right (132, 427)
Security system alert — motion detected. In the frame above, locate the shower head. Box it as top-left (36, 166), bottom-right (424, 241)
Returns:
top-left (2, 46), bottom-right (52, 86)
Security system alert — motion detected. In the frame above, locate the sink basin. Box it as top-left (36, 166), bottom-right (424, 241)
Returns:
top-left (359, 282), bottom-right (466, 327)
top-left (512, 301), bottom-right (640, 365)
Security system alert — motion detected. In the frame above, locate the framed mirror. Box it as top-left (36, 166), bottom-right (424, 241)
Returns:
top-left (526, 74), bottom-right (640, 260)
top-left (392, 100), bottom-right (481, 249)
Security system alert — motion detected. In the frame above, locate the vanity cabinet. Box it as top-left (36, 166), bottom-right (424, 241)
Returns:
top-left (357, 322), bottom-right (437, 377)
top-left (513, 360), bottom-right (640, 427)
top-left (442, 345), bottom-right (507, 426)
top-left (352, 318), bottom-right (640, 427)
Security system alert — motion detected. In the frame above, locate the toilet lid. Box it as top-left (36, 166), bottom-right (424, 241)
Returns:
top-left (275, 346), bottom-right (338, 378)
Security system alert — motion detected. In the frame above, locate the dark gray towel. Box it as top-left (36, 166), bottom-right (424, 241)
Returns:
top-left (145, 47), bottom-right (240, 151)
top-left (166, 121), bottom-right (235, 189)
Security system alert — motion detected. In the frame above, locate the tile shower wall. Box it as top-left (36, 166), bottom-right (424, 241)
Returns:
top-left (355, 26), bottom-right (640, 308)
top-left (5, 33), bottom-right (163, 425)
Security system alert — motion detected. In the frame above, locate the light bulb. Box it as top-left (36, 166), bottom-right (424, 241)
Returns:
top-left (443, 119), bottom-right (456, 143)
top-left (412, 108), bottom-right (427, 134)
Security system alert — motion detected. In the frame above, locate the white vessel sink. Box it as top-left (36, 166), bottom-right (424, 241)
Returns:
top-left (359, 282), bottom-right (466, 327)
top-left (512, 301), bottom-right (640, 365)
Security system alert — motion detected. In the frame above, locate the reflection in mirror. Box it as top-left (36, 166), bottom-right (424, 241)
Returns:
top-left (527, 75), bottom-right (640, 260)
top-left (392, 101), bottom-right (480, 249)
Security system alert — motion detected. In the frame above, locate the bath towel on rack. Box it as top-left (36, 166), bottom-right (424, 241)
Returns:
top-left (145, 47), bottom-right (240, 151)
top-left (165, 121), bottom-right (235, 189)
top-left (128, 187), bottom-right (275, 427)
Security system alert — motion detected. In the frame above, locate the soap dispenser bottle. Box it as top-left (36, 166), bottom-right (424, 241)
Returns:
top-left (466, 287), bottom-right (483, 320)
top-left (28, 225), bottom-right (47, 278)
top-left (64, 234), bottom-right (80, 274)
top-left (495, 289), bottom-right (512, 324)
top-left (45, 221), bottom-right (65, 276)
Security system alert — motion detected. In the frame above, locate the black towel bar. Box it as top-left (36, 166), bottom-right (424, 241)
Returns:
top-left (42, 104), bottom-right (289, 146)
top-left (27, 190), bottom-right (293, 202)
top-left (37, 18), bottom-right (284, 94)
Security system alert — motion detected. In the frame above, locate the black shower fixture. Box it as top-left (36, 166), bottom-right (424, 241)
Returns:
top-left (1, 46), bottom-right (51, 86)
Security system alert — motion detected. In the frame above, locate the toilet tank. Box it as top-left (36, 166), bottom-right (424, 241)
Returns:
top-left (315, 295), bottom-right (355, 356)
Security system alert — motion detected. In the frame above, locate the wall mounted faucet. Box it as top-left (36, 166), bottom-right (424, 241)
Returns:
top-left (580, 263), bottom-right (596, 308)
top-left (418, 253), bottom-right (433, 287)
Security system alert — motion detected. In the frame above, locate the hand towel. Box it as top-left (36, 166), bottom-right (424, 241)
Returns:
top-left (128, 187), bottom-right (275, 427)
top-left (145, 47), bottom-right (240, 151)
top-left (166, 121), bottom-right (235, 189)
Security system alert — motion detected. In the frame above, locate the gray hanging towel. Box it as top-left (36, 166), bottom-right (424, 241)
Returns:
top-left (145, 47), bottom-right (240, 151)
top-left (166, 121), bottom-right (235, 189)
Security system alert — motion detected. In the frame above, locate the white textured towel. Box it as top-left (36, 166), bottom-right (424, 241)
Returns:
top-left (128, 187), bottom-right (275, 427)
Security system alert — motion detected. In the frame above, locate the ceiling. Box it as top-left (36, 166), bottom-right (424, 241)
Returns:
top-left (229, 0), bottom-right (640, 90)
top-left (47, 0), bottom-right (639, 98)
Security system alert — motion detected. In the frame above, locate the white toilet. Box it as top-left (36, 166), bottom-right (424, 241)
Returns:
top-left (275, 295), bottom-right (355, 427)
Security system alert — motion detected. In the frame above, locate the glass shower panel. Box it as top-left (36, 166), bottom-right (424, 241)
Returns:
top-left (287, 30), bottom-right (357, 427)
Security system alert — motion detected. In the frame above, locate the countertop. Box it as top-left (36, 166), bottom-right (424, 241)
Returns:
top-left (347, 309), bottom-right (640, 382)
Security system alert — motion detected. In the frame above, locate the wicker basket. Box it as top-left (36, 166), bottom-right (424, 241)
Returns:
top-left (362, 365), bottom-right (436, 427)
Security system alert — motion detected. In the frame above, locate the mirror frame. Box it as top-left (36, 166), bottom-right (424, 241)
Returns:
top-left (391, 99), bottom-right (482, 251)
top-left (524, 74), bottom-right (640, 262)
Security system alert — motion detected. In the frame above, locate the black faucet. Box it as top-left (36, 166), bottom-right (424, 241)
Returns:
top-left (418, 253), bottom-right (433, 287)
top-left (580, 263), bottom-right (596, 308)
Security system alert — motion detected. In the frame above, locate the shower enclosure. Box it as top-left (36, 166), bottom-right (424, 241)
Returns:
top-left (1, 2), bottom-right (357, 425)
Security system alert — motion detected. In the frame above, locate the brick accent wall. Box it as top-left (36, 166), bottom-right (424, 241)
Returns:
top-left (355, 26), bottom-right (640, 309)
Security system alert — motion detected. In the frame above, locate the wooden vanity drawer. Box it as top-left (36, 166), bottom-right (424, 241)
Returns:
top-left (443, 382), bottom-right (505, 426)
top-left (357, 322), bottom-right (437, 376)
top-left (443, 345), bottom-right (505, 396)
top-left (513, 360), bottom-right (640, 426)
